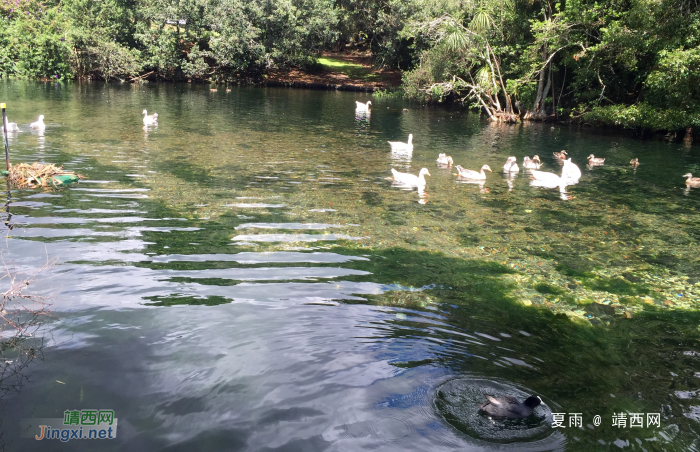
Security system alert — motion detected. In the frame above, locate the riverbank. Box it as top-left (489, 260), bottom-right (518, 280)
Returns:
top-left (262, 51), bottom-right (401, 92)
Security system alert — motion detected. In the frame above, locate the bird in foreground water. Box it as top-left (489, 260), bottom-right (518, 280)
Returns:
top-left (479, 395), bottom-right (542, 418)
top-left (630, 158), bottom-right (639, 167)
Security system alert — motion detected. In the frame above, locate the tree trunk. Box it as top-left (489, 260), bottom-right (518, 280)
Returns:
top-left (684, 127), bottom-right (693, 144)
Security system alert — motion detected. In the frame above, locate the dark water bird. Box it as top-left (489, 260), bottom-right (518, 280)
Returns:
top-left (630, 158), bottom-right (639, 167)
top-left (479, 395), bottom-right (542, 418)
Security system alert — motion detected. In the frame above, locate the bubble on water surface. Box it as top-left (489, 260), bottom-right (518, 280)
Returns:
top-left (434, 377), bottom-right (562, 447)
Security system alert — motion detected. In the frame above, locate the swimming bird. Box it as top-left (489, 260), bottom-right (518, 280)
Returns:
top-left (355, 101), bottom-right (372, 112)
top-left (391, 168), bottom-right (430, 186)
top-left (587, 154), bottom-right (605, 165)
top-left (456, 164), bottom-right (492, 180)
top-left (30, 115), bottom-right (45, 130)
top-left (562, 158), bottom-right (581, 181)
top-left (142, 110), bottom-right (158, 126)
top-left (523, 155), bottom-right (541, 169)
top-left (388, 134), bottom-right (413, 152)
top-left (480, 395), bottom-right (542, 418)
top-left (529, 169), bottom-right (563, 185)
top-left (436, 153), bottom-right (453, 166)
top-left (553, 150), bottom-right (568, 160)
top-left (630, 158), bottom-right (639, 167)
top-left (684, 173), bottom-right (700, 187)
top-left (503, 156), bottom-right (519, 173)
top-left (3, 117), bottom-right (19, 132)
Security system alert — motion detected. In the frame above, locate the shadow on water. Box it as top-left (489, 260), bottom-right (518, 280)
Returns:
top-left (1, 82), bottom-right (700, 451)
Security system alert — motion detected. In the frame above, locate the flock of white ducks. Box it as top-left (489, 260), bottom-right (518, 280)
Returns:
top-left (353, 98), bottom-right (699, 195)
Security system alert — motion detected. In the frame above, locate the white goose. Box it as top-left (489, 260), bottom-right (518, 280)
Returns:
top-left (388, 134), bottom-right (413, 152)
top-left (355, 101), bottom-right (372, 112)
top-left (523, 155), bottom-right (541, 169)
top-left (562, 158), bottom-right (581, 181)
top-left (142, 109), bottom-right (158, 126)
top-left (529, 170), bottom-right (563, 187)
top-left (3, 117), bottom-right (19, 132)
top-left (456, 164), bottom-right (492, 180)
top-left (391, 168), bottom-right (430, 186)
top-left (30, 115), bottom-right (45, 130)
top-left (436, 153), bottom-right (454, 166)
top-left (503, 156), bottom-right (519, 173)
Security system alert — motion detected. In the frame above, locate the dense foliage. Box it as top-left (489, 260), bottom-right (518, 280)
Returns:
top-left (0, 0), bottom-right (698, 132)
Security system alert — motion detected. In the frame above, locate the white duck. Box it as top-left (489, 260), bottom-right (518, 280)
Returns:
top-left (562, 158), bottom-right (581, 181)
top-left (388, 134), bottom-right (413, 152)
top-left (523, 155), bottom-right (541, 169)
top-left (142, 109), bottom-right (158, 126)
top-left (456, 164), bottom-right (492, 180)
top-left (391, 168), bottom-right (430, 186)
top-left (503, 156), bottom-right (519, 173)
top-left (436, 153), bottom-right (454, 166)
top-left (355, 101), bottom-right (372, 112)
top-left (30, 115), bottom-right (45, 130)
top-left (529, 170), bottom-right (563, 187)
top-left (3, 117), bottom-right (19, 132)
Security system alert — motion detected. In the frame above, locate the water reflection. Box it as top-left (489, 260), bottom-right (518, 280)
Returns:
top-left (0, 82), bottom-right (699, 450)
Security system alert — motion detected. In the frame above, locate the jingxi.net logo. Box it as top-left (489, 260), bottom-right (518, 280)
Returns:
top-left (21, 409), bottom-right (118, 442)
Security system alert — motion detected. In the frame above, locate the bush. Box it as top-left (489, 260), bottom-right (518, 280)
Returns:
top-left (584, 103), bottom-right (700, 132)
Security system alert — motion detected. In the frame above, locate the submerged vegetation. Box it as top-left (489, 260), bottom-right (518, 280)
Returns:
top-left (0, 0), bottom-right (699, 133)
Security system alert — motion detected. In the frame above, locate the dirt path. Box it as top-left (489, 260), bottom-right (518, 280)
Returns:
top-left (264, 51), bottom-right (401, 92)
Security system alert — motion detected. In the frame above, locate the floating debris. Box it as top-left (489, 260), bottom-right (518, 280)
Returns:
top-left (2, 162), bottom-right (83, 189)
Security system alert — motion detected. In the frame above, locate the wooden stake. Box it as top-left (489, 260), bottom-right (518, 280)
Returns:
top-left (1, 103), bottom-right (9, 171)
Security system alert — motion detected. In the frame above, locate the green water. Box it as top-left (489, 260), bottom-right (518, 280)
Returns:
top-left (0, 81), bottom-right (699, 451)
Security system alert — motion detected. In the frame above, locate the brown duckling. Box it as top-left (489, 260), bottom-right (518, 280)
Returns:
top-left (587, 154), bottom-right (605, 165)
top-left (553, 150), bottom-right (568, 160)
top-left (630, 158), bottom-right (639, 167)
top-left (683, 173), bottom-right (700, 187)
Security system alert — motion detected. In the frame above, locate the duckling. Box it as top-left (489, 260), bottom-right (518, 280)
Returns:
top-left (587, 154), bottom-right (605, 165)
top-left (503, 156), bottom-right (519, 173)
top-left (553, 150), bottom-right (568, 160)
top-left (436, 153), bottom-right (453, 166)
top-left (456, 164), bottom-right (492, 180)
top-left (630, 158), bottom-right (639, 167)
top-left (480, 395), bottom-right (542, 419)
top-left (391, 168), bottom-right (430, 186)
top-left (388, 134), bottom-right (413, 152)
top-left (523, 155), bottom-right (542, 169)
top-left (683, 173), bottom-right (700, 187)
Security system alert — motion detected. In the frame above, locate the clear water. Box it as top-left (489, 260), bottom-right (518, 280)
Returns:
top-left (0, 81), bottom-right (699, 451)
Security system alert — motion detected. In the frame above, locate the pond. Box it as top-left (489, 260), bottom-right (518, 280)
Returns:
top-left (0, 81), bottom-right (699, 451)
